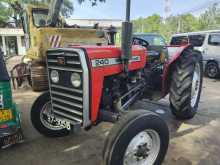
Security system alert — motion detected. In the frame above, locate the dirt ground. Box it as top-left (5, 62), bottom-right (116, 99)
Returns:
top-left (0, 58), bottom-right (220, 165)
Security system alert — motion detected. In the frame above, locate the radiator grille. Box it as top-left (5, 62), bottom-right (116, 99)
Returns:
top-left (47, 49), bottom-right (90, 127)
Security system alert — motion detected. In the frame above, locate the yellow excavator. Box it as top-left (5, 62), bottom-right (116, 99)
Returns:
top-left (5, 0), bottom-right (113, 91)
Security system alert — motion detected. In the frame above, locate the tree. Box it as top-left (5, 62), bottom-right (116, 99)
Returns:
top-left (77, 0), bottom-right (106, 6)
top-left (198, 4), bottom-right (220, 30)
top-left (0, 1), bottom-right (13, 27)
top-left (133, 14), bottom-right (162, 33)
top-left (0, 0), bottom-right (107, 27)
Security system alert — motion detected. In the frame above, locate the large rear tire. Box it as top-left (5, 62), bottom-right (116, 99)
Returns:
top-left (31, 92), bottom-right (70, 137)
top-left (169, 49), bottom-right (203, 120)
top-left (103, 110), bottom-right (169, 165)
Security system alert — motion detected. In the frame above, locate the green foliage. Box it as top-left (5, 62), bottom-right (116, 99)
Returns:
top-left (0, 0), bottom-right (107, 27)
top-left (0, 0), bottom-right (75, 26)
top-left (0, 2), bottom-right (12, 27)
top-left (77, 0), bottom-right (106, 6)
top-left (133, 14), bottom-right (162, 33)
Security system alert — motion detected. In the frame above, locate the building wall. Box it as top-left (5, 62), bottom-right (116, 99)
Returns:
top-left (0, 28), bottom-right (26, 56)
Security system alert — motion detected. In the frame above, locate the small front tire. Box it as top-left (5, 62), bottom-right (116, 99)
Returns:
top-left (31, 92), bottom-right (70, 137)
top-left (103, 110), bottom-right (169, 165)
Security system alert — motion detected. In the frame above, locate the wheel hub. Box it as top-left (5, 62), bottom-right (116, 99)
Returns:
top-left (123, 129), bottom-right (160, 165)
top-left (209, 66), bottom-right (217, 76)
top-left (135, 143), bottom-right (150, 160)
top-left (207, 63), bottom-right (218, 78)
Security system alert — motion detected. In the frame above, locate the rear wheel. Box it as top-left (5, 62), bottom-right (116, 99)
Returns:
top-left (31, 92), bottom-right (70, 137)
top-left (103, 110), bottom-right (169, 165)
top-left (205, 61), bottom-right (219, 78)
top-left (169, 49), bottom-right (203, 119)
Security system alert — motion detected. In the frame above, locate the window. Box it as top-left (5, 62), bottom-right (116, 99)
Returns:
top-left (208, 34), bottom-right (220, 46)
top-left (189, 35), bottom-right (206, 47)
top-left (32, 9), bottom-right (49, 27)
top-left (135, 34), bottom-right (166, 46)
top-left (170, 36), bottom-right (188, 45)
top-left (153, 36), bottom-right (166, 46)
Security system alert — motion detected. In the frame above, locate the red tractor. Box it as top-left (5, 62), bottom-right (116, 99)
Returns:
top-left (31, 1), bottom-right (203, 164)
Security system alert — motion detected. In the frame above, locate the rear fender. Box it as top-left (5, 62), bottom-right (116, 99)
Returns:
top-left (162, 44), bottom-right (192, 96)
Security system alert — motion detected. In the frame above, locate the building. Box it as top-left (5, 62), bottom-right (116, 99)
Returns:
top-left (66, 19), bottom-right (123, 29)
top-left (0, 28), bottom-right (26, 56)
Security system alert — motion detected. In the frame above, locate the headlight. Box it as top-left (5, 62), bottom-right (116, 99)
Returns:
top-left (71, 73), bottom-right (81, 88)
top-left (50, 70), bottom-right (59, 83)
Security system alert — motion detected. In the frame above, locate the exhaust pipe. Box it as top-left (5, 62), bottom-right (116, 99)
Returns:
top-left (121, 0), bottom-right (133, 73)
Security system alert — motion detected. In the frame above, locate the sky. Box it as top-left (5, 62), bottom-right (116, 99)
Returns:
top-left (71, 0), bottom-right (217, 20)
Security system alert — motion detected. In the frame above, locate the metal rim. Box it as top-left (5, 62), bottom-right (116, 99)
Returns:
top-left (207, 63), bottom-right (218, 78)
top-left (40, 102), bottom-right (64, 131)
top-left (191, 63), bottom-right (201, 107)
top-left (123, 129), bottom-right (161, 165)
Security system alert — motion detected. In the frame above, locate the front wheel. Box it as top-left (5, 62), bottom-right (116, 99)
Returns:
top-left (103, 110), bottom-right (169, 165)
top-left (31, 92), bottom-right (70, 137)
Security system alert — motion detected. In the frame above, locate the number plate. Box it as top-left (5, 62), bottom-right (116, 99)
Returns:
top-left (56, 118), bottom-right (71, 130)
top-left (0, 110), bottom-right (13, 122)
top-left (0, 129), bottom-right (24, 149)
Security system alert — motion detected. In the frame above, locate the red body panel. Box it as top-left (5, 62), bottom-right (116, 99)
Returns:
top-left (71, 45), bottom-right (146, 123)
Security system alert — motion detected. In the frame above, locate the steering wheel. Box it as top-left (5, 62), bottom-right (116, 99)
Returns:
top-left (132, 37), bottom-right (149, 48)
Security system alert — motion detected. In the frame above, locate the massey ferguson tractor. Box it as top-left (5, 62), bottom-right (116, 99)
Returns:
top-left (31, 0), bottom-right (203, 164)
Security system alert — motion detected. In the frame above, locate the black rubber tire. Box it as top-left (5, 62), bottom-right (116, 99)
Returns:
top-left (102, 110), bottom-right (169, 165)
top-left (205, 61), bottom-right (220, 78)
top-left (169, 49), bottom-right (203, 120)
top-left (31, 92), bottom-right (70, 137)
top-left (31, 64), bottom-right (49, 92)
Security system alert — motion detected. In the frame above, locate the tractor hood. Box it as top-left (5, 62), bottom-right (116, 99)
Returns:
top-left (0, 50), bottom-right (9, 81)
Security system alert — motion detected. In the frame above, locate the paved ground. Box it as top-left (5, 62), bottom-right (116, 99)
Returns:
top-left (0, 76), bottom-right (220, 165)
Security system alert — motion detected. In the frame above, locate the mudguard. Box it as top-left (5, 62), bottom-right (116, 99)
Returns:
top-left (162, 44), bottom-right (192, 96)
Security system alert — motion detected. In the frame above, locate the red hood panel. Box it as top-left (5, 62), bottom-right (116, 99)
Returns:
top-left (68, 45), bottom-right (147, 123)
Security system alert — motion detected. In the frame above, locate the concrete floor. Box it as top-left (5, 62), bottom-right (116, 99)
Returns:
top-left (0, 78), bottom-right (220, 165)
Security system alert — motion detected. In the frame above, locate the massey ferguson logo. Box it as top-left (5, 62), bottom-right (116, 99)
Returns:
top-left (57, 57), bottom-right (66, 65)
top-left (91, 56), bottom-right (141, 68)
top-left (95, 59), bottom-right (110, 67)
